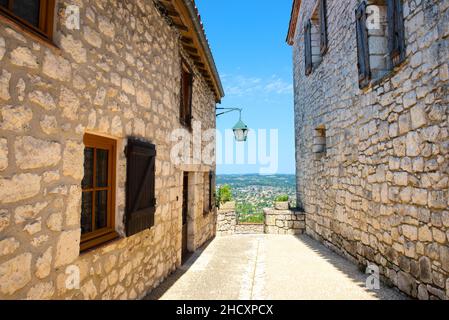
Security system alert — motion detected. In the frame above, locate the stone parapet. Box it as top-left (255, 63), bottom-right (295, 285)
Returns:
top-left (264, 208), bottom-right (306, 235)
top-left (216, 209), bottom-right (237, 236)
top-left (217, 204), bottom-right (306, 236)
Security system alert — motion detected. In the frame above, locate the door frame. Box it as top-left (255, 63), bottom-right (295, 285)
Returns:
top-left (181, 172), bottom-right (194, 263)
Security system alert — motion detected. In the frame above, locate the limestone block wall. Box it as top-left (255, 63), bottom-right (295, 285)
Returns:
top-left (264, 208), bottom-right (306, 235)
top-left (216, 207), bottom-right (237, 236)
top-left (235, 223), bottom-right (265, 234)
top-left (0, 0), bottom-right (217, 299)
top-left (216, 204), bottom-right (306, 236)
top-left (292, 0), bottom-right (449, 299)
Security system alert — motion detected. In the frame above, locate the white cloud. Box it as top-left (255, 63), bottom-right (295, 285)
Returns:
top-left (222, 74), bottom-right (292, 97)
top-left (264, 77), bottom-right (293, 94)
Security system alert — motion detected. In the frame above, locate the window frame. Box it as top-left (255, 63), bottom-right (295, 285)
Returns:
top-left (0, 0), bottom-right (55, 42)
top-left (203, 171), bottom-right (214, 215)
top-left (313, 126), bottom-right (327, 156)
top-left (81, 134), bottom-right (118, 252)
top-left (357, 0), bottom-right (406, 88)
top-left (180, 60), bottom-right (193, 129)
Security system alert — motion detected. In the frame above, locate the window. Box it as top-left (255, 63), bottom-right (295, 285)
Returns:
top-left (125, 139), bottom-right (156, 237)
top-left (203, 171), bottom-right (214, 214)
top-left (304, 0), bottom-right (328, 76)
top-left (81, 134), bottom-right (118, 252)
top-left (304, 20), bottom-right (313, 76)
top-left (313, 126), bottom-right (327, 156)
top-left (180, 62), bottom-right (193, 128)
top-left (0, 0), bottom-right (55, 41)
top-left (356, 0), bottom-right (406, 88)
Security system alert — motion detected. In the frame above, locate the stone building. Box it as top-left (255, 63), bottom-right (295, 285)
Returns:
top-left (0, 0), bottom-right (223, 299)
top-left (287, 0), bottom-right (448, 299)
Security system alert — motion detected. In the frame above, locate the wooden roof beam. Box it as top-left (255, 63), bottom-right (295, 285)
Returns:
top-left (184, 45), bottom-right (198, 54)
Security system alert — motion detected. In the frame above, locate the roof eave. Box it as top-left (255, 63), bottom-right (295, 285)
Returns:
top-left (286, 0), bottom-right (302, 46)
top-left (182, 0), bottom-right (224, 102)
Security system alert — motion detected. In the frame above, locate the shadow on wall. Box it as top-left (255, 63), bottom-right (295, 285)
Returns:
top-left (293, 235), bottom-right (409, 300)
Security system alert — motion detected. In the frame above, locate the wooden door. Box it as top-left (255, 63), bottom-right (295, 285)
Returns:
top-left (182, 172), bottom-right (189, 262)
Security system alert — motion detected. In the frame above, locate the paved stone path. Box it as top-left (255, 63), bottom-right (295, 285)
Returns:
top-left (145, 234), bottom-right (408, 300)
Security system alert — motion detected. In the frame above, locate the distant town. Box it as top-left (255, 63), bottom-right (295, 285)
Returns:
top-left (216, 174), bottom-right (297, 221)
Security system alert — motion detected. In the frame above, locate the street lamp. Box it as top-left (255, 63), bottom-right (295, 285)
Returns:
top-left (216, 108), bottom-right (249, 142)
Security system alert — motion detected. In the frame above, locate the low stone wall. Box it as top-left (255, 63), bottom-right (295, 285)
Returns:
top-left (216, 202), bottom-right (306, 236)
top-left (216, 209), bottom-right (237, 236)
top-left (235, 224), bottom-right (265, 234)
top-left (264, 208), bottom-right (306, 235)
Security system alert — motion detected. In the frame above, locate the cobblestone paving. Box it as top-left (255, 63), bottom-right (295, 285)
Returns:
top-left (145, 234), bottom-right (408, 300)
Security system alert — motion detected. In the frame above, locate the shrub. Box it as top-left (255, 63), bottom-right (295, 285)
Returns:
top-left (275, 195), bottom-right (289, 202)
top-left (217, 185), bottom-right (233, 204)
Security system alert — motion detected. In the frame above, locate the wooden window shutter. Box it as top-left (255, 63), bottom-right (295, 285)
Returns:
top-left (180, 63), bottom-right (193, 128)
top-left (355, 1), bottom-right (370, 88)
top-left (304, 20), bottom-right (313, 76)
top-left (208, 171), bottom-right (214, 211)
top-left (125, 139), bottom-right (156, 237)
top-left (387, 0), bottom-right (405, 67)
top-left (187, 72), bottom-right (193, 124)
top-left (319, 0), bottom-right (328, 55)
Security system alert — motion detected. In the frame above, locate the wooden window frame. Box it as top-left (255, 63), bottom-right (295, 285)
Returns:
top-left (0, 0), bottom-right (55, 42)
top-left (81, 134), bottom-right (118, 252)
top-left (180, 61), bottom-right (193, 129)
top-left (203, 171), bottom-right (214, 215)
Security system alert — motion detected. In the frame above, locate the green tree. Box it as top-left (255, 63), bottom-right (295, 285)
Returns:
top-left (217, 185), bottom-right (233, 204)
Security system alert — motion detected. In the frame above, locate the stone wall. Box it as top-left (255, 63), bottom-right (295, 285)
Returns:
top-left (292, 0), bottom-right (448, 299)
top-left (0, 0), bottom-right (217, 299)
top-left (235, 223), bottom-right (265, 234)
top-left (216, 203), bottom-right (237, 236)
top-left (217, 203), bottom-right (306, 236)
top-left (264, 208), bottom-right (306, 235)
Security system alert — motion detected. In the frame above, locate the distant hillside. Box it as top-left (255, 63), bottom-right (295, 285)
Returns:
top-left (217, 174), bottom-right (296, 188)
top-left (216, 174), bottom-right (297, 217)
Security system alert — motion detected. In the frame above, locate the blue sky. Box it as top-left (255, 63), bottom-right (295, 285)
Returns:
top-left (196, 0), bottom-right (296, 175)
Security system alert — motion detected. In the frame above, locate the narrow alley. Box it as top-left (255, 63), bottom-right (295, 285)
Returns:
top-left (145, 235), bottom-right (407, 300)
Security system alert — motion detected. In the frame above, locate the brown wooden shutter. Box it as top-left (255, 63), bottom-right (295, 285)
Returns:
top-left (355, 1), bottom-right (370, 88)
top-left (187, 72), bottom-right (193, 127)
top-left (180, 63), bottom-right (193, 128)
top-left (208, 171), bottom-right (214, 211)
top-left (304, 20), bottom-right (313, 76)
top-left (125, 139), bottom-right (156, 237)
top-left (319, 0), bottom-right (328, 55)
top-left (388, 0), bottom-right (405, 67)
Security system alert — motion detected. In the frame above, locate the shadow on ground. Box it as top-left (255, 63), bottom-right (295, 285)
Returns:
top-left (144, 234), bottom-right (408, 300)
top-left (144, 238), bottom-right (214, 300)
top-left (293, 234), bottom-right (408, 300)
